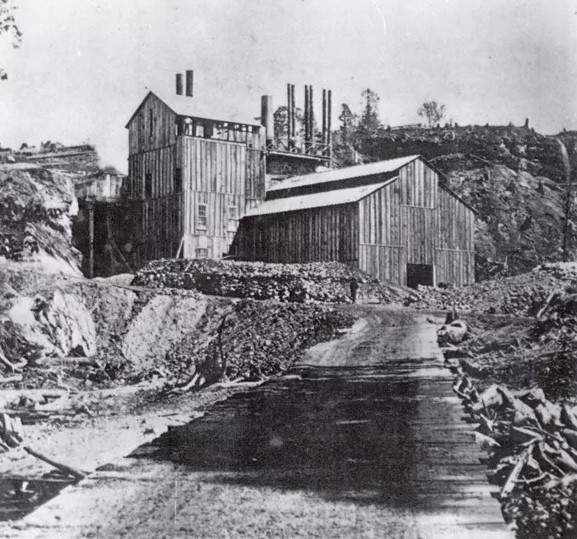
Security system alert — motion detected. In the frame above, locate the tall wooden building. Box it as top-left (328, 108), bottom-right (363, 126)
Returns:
top-left (125, 71), bottom-right (265, 265)
top-left (236, 155), bottom-right (476, 287)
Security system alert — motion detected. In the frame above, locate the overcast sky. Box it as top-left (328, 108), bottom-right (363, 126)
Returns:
top-left (1, 0), bottom-right (577, 172)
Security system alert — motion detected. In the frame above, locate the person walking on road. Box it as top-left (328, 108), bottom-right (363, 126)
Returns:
top-left (350, 277), bottom-right (359, 303)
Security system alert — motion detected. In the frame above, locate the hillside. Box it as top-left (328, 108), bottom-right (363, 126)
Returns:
top-left (347, 125), bottom-right (577, 280)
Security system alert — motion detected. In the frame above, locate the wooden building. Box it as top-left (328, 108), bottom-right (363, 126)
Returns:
top-left (236, 155), bottom-right (476, 287)
top-left (125, 71), bottom-right (265, 265)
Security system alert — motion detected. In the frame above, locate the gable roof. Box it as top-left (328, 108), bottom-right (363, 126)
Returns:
top-left (126, 91), bottom-right (261, 129)
top-left (267, 155), bottom-right (420, 194)
top-left (244, 179), bottom-right (396, 217)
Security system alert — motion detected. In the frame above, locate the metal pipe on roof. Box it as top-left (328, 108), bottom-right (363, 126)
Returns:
top-left (327, 89), bottom-right (332, 163)
top-left (322, 89), bottom-right (327, 146)
top-left (304, 85), bottom-right (309, 148)
top-left (185, 70), bottom-right (194, 97)
top-left (291, 84), bottom-right (296, 139)
top-left (261, 95), bottom-right (273, 144)
top-left (309, 84), bottom-right (315, 150)
top-left (287, 83), bottom-right (292, 144)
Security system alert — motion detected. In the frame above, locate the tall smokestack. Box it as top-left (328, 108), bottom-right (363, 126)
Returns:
top-left (176, 73), bottom-right (183, 96)
top-left (287, 83), bottom-right (292, 144)
top-left (185, 70), bottom-right (194, 97)
top-left (261, 95), bottom-right (273, 144)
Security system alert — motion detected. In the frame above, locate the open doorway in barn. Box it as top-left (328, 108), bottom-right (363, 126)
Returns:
top-left (406, 264), bottom-right (434, 289)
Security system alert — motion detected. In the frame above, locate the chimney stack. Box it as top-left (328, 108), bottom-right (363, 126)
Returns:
top-left (261, 95), bottom-right (274, 144)
top-left (176, 73), bottom-right (183, 96)
top-left (185, 70), bottom-right (194, 97)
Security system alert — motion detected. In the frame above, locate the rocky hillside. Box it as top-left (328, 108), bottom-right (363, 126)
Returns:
top-left (0, 165), bottom-right (82, 275)
top-left (355, 125), bottom-right (577, 280)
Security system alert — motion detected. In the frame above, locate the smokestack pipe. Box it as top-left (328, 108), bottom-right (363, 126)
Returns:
top-left (185, 70), bottom-right (194, 97)
top-left (304, 85), bottom-right (309, 147)
top-left (291, 84), bottom-right (296, 138)
top-left (287, 84), bottom-right (292, 140)
top-left (322, 89), bottom-right (327, 145)
top-left (327, 89), bottom-right (332, 161)
top-left (309, 85), bottom-right (314, 148)
top-left (176, 73), bottom-right (184, 96)
top-left (261, 95), bottom-right (274, 144)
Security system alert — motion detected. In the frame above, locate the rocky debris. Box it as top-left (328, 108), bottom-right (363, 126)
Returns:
top-left (408, 262), bottom-right (577, 315)
top-left (0, 165), bottom-right (81, 275)
top-left (133, 259), bottom-right (406, 304)
top-left (163, 300), bottom-right (354, 390)
top-left (0, 269), bottom-right (355, 392)
top-left (449, 370), bottom-right (577, 539)
top-left (438, 303), bottom-right (577, 538)
top-left (0, 413), bottom-right (23, 450)
top-left (436, 320), bottom-right (468, 345)
top-left (5, 291), bottom-right (96, 362)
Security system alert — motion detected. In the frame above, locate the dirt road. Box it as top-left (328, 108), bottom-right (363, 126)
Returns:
top-left (0, 307), bottom-right (511, 538)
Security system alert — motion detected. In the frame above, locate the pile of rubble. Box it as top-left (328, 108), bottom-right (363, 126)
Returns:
top-left (407, 263), bottom-right (577, 316)
top-left (0, 269), bottom-right (355, 392)
top-left (451, 372), bottom-right (577, 538)
top-left (133, 259), bottom-right (405, 304)
top-left (164, 299), bottom-right (354, 390)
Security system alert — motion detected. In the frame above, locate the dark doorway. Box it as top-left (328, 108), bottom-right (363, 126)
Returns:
top-left (406, 264), bottom-right (434, 289)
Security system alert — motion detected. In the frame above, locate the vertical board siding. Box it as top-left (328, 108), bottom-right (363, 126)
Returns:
top-left (358, 157), bottom-right (474, 287)
top-left (238, 204), bottom-right (359, 265)
top-left (180, 136), bottom-right (265, 259)
top-left (128, 146), bottom-right (176, 200)
top-left (237, 157), bottom-right (474, 287)
top-left (128, 93), bottom-right (176, 156)
top-left (130, 194), bottom-right (183, 268)
top-left (127, 94), bottom-right (265, 266)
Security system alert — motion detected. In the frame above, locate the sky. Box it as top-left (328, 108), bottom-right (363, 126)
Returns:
top-left (1, 0), bottom-right (577, 172)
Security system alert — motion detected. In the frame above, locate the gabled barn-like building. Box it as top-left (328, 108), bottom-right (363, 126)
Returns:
top-left (235, 155), bottom-right (476, 287)
top-left (125, 71), bottom-right (265, 265)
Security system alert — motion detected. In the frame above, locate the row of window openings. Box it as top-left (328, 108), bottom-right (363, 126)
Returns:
top-left (196, 204), bottom-right (238, 232)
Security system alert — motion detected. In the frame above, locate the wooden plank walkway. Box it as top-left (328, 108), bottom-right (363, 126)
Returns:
top-left (0, 309), bottom-right (513, 538)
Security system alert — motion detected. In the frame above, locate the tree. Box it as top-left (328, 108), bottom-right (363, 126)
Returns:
top-left (0, 0), bottom-right (21, 80)
top-left (273, 105), bottom-right (304, 139)
top-left (332, 103), bottom-right (359, 167)
top-left (418, 101), bottom-right (446, 127)
top-left (357, 89), bottom-right (382, 138)
top-left (338, 104), bottom-right (357, 145)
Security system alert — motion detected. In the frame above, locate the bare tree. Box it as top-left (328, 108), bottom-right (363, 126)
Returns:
top-left (418, 101), bottom-right (446, 128)
top-left (0, 0), bottom-right (22, 80)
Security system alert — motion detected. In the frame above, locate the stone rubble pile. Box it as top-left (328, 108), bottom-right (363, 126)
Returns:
top-left (451, 371), bottom-right (577, 538)
top-left (407, 263), bottom-right (577, 316)
top-left (439, 309), bottom-right (577, 538)
top-left (163, 299), bottom-right (354, 390)
top-left (133, 259), bottom-right (405, 304)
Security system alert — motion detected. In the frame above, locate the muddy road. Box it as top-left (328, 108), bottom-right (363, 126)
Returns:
top-left (1, 307), bottom-right (510, 538)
